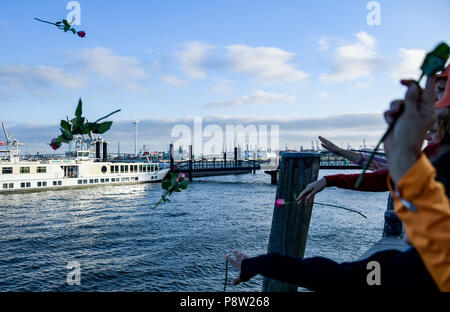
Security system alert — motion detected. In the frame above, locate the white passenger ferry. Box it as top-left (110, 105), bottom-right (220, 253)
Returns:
top-left (0, 129), bottom-right (169, 194)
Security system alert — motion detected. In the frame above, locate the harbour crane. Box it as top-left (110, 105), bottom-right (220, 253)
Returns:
top-left (1, 122), bottom-right (26, 150)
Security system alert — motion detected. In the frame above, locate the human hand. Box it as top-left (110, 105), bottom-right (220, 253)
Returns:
top-left (319, 136), bottom-right (341, 154)
top-left (296, 178), bottom-right (327, 206)
top-left (225, 250), bottom-right (248, 286)
top-left (384, 77), bottom-right (437, 183)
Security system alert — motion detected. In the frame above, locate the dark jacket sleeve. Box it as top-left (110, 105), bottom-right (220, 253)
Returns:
top-left (240, 249), bottom-right (437, 292)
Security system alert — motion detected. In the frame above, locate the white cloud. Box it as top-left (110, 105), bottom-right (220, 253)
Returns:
top-left (317, 91), bottom-right (329, 99)
top-left (74, 47), bottom-right (147, 79)
top-left (0, 64), bottom-right (86, 99)
top-left (207, 90), bottom-right (296, 108)
top-left (391, 48), bottom-right (426, 81)
top-left (226, 45), bottom-right (309, 84)
top-left (162, 75), bottom-right (188, 86)
top-left (318, 37), bottom-right (329, 52)
top-left (210, 79), bottom-right (233, 95)
top-left (177, 42), bottom-right (215, 79)
top-left (319, 31), bottom-right (383, 82)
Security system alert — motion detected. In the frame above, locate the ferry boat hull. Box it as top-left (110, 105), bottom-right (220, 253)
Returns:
top-left (0, 158), bottom-right (170, 194)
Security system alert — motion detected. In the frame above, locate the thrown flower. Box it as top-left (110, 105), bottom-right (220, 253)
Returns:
top-left (152, 172), bottom-right (189, 209)
top-left (34, 18), bottom-right (86, 38)
top-left (275, 198), bottom-right (285, 207)
top-left (50, 138), bottom-right (61, 150)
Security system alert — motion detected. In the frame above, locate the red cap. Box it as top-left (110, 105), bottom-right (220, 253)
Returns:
top-left (436, 67), bottom-right (450, 108)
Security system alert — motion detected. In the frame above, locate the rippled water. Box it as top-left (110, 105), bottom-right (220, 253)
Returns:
top-left (0, 170), bottom-right (389, 291)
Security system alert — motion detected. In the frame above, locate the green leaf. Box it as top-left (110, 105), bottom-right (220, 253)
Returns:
top-left (62, 19), bottom-right (69, 26)
top-left (162, 179), bottom-right (171, 191)
top-left (180, 181), bottom-right (188, 190)
top-left (170, 175), bottom-right (177, 186)
top-left (75, 98), bottom-right (82, 118)
top-left (71, 28), bottom-right (76, 34)
top-left (57, 134), bottom-right (71, 144)
top-left (70, 116), bottom-right (85, 134)
top-left (60, 120), bottom-right (71, 132)
top-left (421, 42), bottom-right (450, 77)
top-left (60, 127), bottom-right (73, 140)
top-left (55, 21), bottom-right (62, 25)
top-left (92, 121), bottom-right (113, 134)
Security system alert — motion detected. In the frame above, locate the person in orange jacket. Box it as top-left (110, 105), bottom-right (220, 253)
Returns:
top-left (384, 72), bottom-right (450, 292)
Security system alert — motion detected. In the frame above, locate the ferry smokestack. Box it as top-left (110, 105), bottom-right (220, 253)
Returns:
top-left (96, 141), bottom-right (101, 160)
top-left (103, 142), bottom-right (108, 162)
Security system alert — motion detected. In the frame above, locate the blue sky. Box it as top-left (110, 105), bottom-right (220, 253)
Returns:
top-left (0, 0), bottom-right (449, 153)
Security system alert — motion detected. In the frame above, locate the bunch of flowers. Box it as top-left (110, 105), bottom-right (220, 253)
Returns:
top-left (50, 98), bottom-right (120, 150)
top-left (34, 18), bottom-right (86, 37)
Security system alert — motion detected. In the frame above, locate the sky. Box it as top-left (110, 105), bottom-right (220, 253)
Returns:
top-left (0, 0), bottom-right (449, 153)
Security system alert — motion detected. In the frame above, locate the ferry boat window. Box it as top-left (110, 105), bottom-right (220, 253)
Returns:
top-left (42, 182), bottom-right (47, 187)
top-left (2, 183), bottom-right (7, 189)
top-left (21, 182), bottom-right (25, 188)
top-left (110, 166), bottom-right (115, 173)
top-left (94, 179), bottom-right (99, 183)
top-left (37, 182), bottom-right (42, 187)
top-left (62, 166), bottom-right (78, 178)
top-left (9, 183), bottom-right (13, 188)
top-left (2, 167), bottom-right (13, 174)
top-left (125, 166), bottom-right (129, 173)
top-left (130, 166), bottom-right (134, 173)
top-left (53, 181), bottom-right (57, 186)
top-left (101, 166), bottom-right (107, 173)
top-left (134, 165), bottom-right (138, 172)
top-left (106, 178), bottom-right (109, 182)
top-left (139, 165), bottom-right (142, 172)
top-left (120, 165), bottom-right (124, 173)
top-left (20, 167), bottom-right (30, 174)
top-left (37, 166), bottom-right (46, 173)
top-left (135, 177), bottom-right (138, 181)
top-left (58, 181), bottom-right (62, 186)
top-left (83, 180), bottom-right (87, 184)
top-left (115, 165), bottom-right (119, 172)
top-left (143, 165), bottom-right (146, 172)
top-left (89, 179), bottom-right (94, 184)
top-left (26, 182), bottom-right (31, 188)
top-left (78, 180), bottom-right (82, 185)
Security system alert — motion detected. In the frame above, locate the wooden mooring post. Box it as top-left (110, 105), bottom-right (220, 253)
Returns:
top-left (262, 152), bottom-right (321, 292)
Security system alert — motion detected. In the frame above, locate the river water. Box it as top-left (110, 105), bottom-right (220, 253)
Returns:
top-left (0, 170), bottom-right (389, 291)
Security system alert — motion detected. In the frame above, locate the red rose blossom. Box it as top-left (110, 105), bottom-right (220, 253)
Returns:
top-left (77, 31), bottom-right (86, 38)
